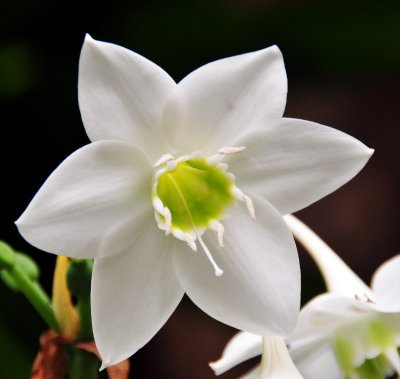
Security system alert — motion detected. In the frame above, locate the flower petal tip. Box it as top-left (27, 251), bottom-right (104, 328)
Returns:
top-left (84, 33), bottom-right (94, 43)
top-left (99, 360), bottom-right (110, 371)
top-left (270, 44), bottom-right (282, 53)
top-left (14, 216), bottom-right (26, 238)
top-left (208, 361), bottom-right (223, 376)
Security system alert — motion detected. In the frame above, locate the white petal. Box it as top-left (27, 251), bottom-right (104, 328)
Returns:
top-left (227, 117), bottom-right (373, 215)
top-left (284, 215), bottom-right (374, 299)
top-left (92, 221), bottom-right (184, 368)
top-left (16, 141), bottom-right (152, 259)
top-left (163, 46), bottom-right (287, 154)
top-left (173, 195), bottom-right (300, 337)
top-left (210, 332), bottom-right (262, 375)
top-left (293, 342), bottom-right (342, 379)
top-left (79, 35), bottom-right (176, 161)
top-left (371, 254), bottom-right (400, 306)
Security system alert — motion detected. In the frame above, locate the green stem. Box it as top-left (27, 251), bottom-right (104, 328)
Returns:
top-left (8, 264), bottom-right (59, 331)
top-left (65, 347), bottom-right (100, 379)
top-left (77, 298), bottom-right (93, 341)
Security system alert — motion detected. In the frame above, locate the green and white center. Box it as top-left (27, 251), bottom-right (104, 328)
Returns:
top-left (151, 147), bottom-right (254, 277)
top-left (332, 309), bottom-right (400, 378)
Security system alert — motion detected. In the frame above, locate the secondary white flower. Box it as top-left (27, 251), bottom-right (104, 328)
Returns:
top-left (16, 35), bottom-right (372, 368)
top-left (210, 218), bottom-right (400, 379)
top-left (286, 216), bottom-right (400, 379)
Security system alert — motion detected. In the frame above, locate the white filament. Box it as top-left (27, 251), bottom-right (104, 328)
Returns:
top-left (163, 207), bottom-right (172, 235)
top-left (218, 146), bottom-right (246, 154)
top-left (153, 153), bottom-right (174, 167)
top-left (211, 220), bottom-right (225, 247)
top-left (243, 194), bottom-right (255, 220)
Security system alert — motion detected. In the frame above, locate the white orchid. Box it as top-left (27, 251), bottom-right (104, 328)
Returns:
top-left (210, 216), bottom-right (400, 379)
top-left (16, 35), bottom-right (372, 368)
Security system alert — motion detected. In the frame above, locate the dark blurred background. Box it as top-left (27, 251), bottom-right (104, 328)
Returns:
top-left (1, 0), bottom-right (399, 377)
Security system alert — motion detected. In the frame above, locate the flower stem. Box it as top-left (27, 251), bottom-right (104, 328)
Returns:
top-left (77, 298), bottom-right (93, 341)
top-left (284, 215), bottom-right (374, 298)
top-left (65, 346), bottom-right (100, 379)
top-left (7, 264), bottom-right (59, 331)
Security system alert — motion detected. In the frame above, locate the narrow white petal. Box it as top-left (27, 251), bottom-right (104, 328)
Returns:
top-left (284, 215), bottom-right (374, 299)
top-left (16, 141), bottom-right (152, 259)
top-left (173, 195), bottom-right (300, 337)
top-left (259, 336), bottom-right (303, 378)
top-left (79, 35), bottom-right (176, 161)
top-left (227, 117), bottom-right (373, 215)
top-left (92, 221), bottom-right (184, 367)
top-left (371, 254), bottom-right (400, 306)
top-left (210, 332), bottom-right (262, 375)
top-left (163, 46), bottom-right (287, 154)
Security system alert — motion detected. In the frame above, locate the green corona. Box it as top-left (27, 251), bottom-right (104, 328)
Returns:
top-left (151, 149), bottom-right (254, 276)
top-left (156, 159), bottom-right (234, 231)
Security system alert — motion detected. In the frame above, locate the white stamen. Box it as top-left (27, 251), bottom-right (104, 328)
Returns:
top-left (172, 229), bottom-right (198, 251)
top-left (227, 173), bottom-right (235, 182)
top-left (153, 154), bottom-right (174, 167)
top-left (164, 207), bottom-right (172, 235)
top-left (185, 234), bottom-right (197, 251)
top-left (232, 187), bottom-right (256, 219)
top-left (176, 155), bottom-right (190, 164)
top-left (154, 167), bottom-right (167, 181)
top-left (232, 186), bottom-right (245, 200)
top-left (166, 160), bottom-right (177, 172)
top-left (211, 220), bottom-right (225, 247)
top-left (197, 234), bottom-right (223, 277)
top-left (355, 293), bottom-right (374, 303)
top-left (190, 151), bottom-right (203, 159)
top-left (217, 162), bottom-right (228, 171)
top-left (172, 229), bottom-right (184, 240)
top-left (218, 146), bottom-right (246, 154)
top-left (243, 194), bottom-right (255, 219)
top-left (154, 212), bottom-right (165, 231)
top-left (207, 154), bottom-right (223, 165)
top-left (152, 197), bottom-right (165, 214)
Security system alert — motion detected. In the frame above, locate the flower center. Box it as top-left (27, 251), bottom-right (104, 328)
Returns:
top-left (151, 148), bottom-right (254, 276)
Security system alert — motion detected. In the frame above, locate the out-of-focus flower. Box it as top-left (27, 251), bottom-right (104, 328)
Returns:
top-left (210, 217), bottom-right (400, 379)
top-left (16, 35), bottom-right (372, 367)
top-left (286, 215), bottom-right (400, 379)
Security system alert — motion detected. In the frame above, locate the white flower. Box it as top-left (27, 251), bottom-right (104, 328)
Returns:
top-left (210, 218), bottom-right (400, 379)
top-left (286, 215), bottom-right (400, 379)
top-left (16, 35), bottom-right (372, 368)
